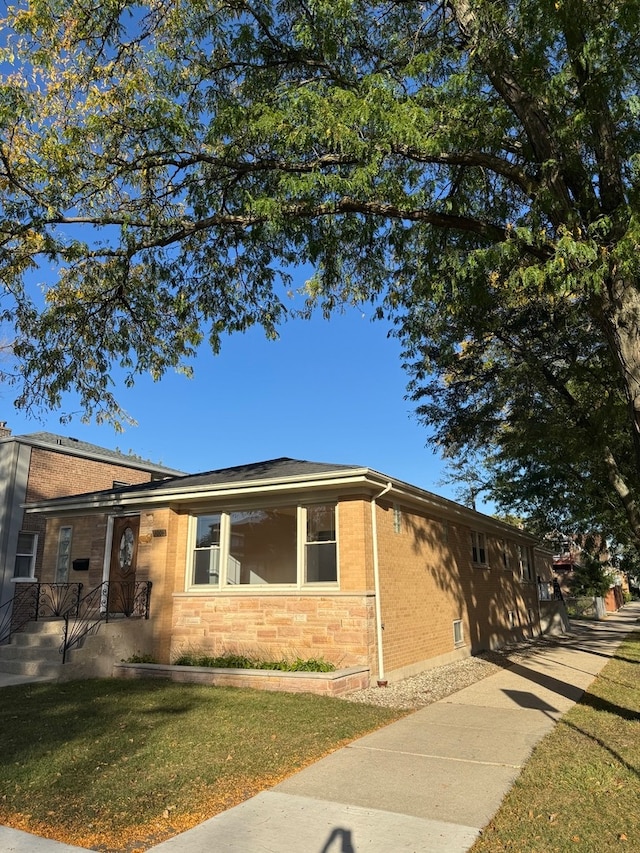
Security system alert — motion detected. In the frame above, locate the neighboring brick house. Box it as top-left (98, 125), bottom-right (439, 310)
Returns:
top-left (27, 457), bottom-right (556, 683)
top-left (550, 532), bottom-right (629, 613)
top-left (0, 423), bottom-right (182, 608)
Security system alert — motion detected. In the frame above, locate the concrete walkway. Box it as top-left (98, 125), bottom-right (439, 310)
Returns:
top-left (1, 603), bottom-right (638, 853)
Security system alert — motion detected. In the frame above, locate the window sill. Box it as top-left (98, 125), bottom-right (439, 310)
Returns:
top-left (472, 562), bottom-right (490, 570)
top-left (182, 583), bottom-right (340, 595)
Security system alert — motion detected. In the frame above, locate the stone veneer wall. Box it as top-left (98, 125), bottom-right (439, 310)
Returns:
top-left (170, 593), bottom-right (377, 669)
top-left (114, 662), bottom-right (370, 696)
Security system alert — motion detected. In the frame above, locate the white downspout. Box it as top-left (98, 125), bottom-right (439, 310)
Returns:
top-left (371, 482), bottom-right (392, 683)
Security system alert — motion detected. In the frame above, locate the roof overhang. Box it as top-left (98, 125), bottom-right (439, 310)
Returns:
top-left (25, 465), bottom-right (542, 544)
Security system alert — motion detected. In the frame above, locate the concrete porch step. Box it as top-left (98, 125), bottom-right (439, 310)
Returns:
top-left (14, 618), bottom-right (66, 636)
top-left (0, 614), bottom-right (154, 681)
top-left (0, 643), bottom-right (61, 662)
top-left (0, 657), bottom-right (64, 677)
top-left (9, 629), bottom-right (65, 649)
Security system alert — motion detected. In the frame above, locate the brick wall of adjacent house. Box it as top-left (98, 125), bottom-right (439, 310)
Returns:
top-left (24, 447), bottom-right (164, 577)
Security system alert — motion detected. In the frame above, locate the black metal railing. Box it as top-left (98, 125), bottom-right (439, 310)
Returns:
top-left (61, 580), bottom-right (152, 663)
top-left (0, 583), bottom-right (83, 645)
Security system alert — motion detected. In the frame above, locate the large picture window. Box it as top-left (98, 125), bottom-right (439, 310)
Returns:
top-left (189, 504), bottom-right (337, 588)
top-left (228, 508), bottom-right (297, 585)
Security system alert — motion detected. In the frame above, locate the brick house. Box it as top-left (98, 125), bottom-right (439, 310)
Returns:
top-left (26, 457), bottom-right (557, 683)
top-left (0, 423), bottom-right (182, 609)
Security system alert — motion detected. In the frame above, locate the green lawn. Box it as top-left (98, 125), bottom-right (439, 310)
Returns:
top-left (471, 631), bottom-right (640, 853)
top-left (0, 680), bottom-right (404, 852)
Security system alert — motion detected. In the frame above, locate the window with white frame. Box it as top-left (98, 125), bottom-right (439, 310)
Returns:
top-left (502, 540), bottom-right (511, 571)
top-left (14, 532), bottom-right (38, 578)
top-left (453, 619), bottom-right (464, 647)
top-left (55, 526), bottom-right (72, 583)
top-left (192, 513), bottom-right (222, 585)
top-left (471, 531), bottom-right (487, 566)
top-left (305, 505), bottom-right (337, 582)
top-left (518, 545), bottom-right (534, 582)
top-left (189, 504), bottom-right (337, 587)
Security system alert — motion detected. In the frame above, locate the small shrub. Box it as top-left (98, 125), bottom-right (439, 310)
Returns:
top-left (124, 653), bottom-right (157, 664)
top-left (286, 657), bottom-right (336, 672)
top-left (171, 651), bottom-right (336, 672)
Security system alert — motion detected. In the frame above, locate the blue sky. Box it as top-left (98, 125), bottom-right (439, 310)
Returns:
top-left (1, 304), bottom-right (468, 503)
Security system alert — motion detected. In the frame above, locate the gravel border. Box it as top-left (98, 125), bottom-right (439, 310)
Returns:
top-left (339, 636), bottom-right (565, 710)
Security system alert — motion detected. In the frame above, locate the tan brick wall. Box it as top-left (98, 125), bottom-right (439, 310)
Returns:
top-left (336, 496), bottom-right (373, 590)
top-left (134, 508), bottom-right (175, 662)
top-left (41, 514), bottom-right (110, 589)
top-left (374, 501), bottom-right (542, 679)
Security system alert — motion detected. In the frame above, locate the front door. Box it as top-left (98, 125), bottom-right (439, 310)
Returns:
top-left (109, 515), bottom-right (140, 614)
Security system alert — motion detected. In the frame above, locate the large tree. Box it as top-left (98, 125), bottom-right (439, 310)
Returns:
top-left (1, 1), bottom-right (640, 542)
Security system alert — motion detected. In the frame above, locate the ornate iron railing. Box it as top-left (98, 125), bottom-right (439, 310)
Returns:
top-left (61, 580), bottom-right (152, 663)
top-left (0, 583), bottom-right (83, 645)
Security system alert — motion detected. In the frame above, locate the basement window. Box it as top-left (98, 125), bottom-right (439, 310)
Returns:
top-left (453, 619), bottom-right (464, 647)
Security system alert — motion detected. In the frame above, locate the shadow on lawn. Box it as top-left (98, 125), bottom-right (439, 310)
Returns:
top-left (558, 713), bottom-right (640, 779)
top-left (499, 631), bottom-right (640, 781)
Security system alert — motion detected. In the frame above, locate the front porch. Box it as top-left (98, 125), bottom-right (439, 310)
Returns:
top-left (0, 581), bottom-right (154, 680)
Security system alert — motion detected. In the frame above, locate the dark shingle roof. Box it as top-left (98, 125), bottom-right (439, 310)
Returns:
top-left (10, 431), bottom-right (182, 475)
top-left (109, 457), bottom-right (362, 496)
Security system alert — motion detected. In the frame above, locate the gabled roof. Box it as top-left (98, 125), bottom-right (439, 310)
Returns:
top-left (2, 431), bottom-right (183, 477)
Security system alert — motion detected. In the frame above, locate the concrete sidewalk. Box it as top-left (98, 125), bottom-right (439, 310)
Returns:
top-left (1, 603), bottom-right (638, 853)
